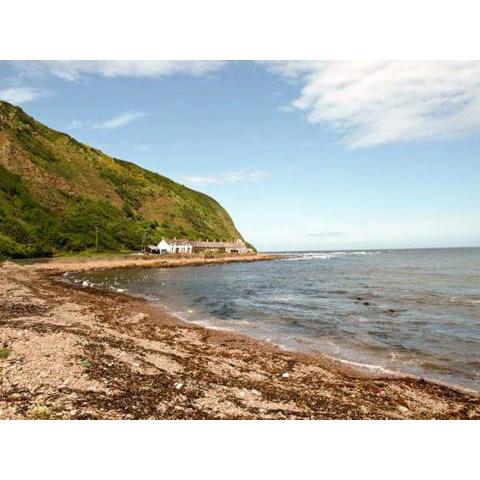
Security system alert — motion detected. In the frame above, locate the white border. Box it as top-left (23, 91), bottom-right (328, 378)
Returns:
top-left (1, 1), bottom-right (478, 478)
top-left (1, 420), bottom-right (479, 479)
top-left (1, 0), bottom-right (479, 59)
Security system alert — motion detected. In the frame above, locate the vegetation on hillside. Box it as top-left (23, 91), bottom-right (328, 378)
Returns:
top-left (0, 101), bottom-right (246, 259)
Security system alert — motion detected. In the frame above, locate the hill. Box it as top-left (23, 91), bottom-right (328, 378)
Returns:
top-left (0, 101), bottom-right (246, 258)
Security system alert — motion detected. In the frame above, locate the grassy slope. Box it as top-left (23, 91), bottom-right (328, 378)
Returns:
top-left (0, 101), bottom-right (244, 258)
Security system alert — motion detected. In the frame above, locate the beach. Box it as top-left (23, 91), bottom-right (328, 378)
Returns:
top-left (1, 255), bottom-right (479, 419)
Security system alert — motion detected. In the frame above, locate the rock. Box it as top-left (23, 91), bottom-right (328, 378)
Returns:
top-left (282, 372), bottom-right (290, 378)
top-left (82, 281), bottom-right (89, 287)
top-left (175, 382), bottom-right (183, 390)
top-left (251, 389), bottom-right (261, 396)
top-left (398, 405), bottom-right (409, 414)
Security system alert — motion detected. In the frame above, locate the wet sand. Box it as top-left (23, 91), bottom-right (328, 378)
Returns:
top-left (1, 255), bottom-right (479, 419)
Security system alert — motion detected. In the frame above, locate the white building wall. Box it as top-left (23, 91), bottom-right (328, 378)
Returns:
top-left (157, 239), bottom-right (173, 253)
top-left (154, 239), bottom-right (193, 254)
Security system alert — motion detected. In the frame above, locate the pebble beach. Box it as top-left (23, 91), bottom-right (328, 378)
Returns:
top-left (1, 255), bottom-right (479, 419)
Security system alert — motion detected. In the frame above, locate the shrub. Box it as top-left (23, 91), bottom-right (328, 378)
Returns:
top-left (29, 404), bottom-right (53, 420)
top-left (81, 359), bottom-right (92, 370)
top-left (0, 347), bottom-right (10, 359)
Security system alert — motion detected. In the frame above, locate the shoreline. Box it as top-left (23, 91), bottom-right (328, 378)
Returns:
top-left (87, 288), bottom-right (480, 398)
top-left (63, 256), bottom-right (479, 397)
top-left (1, 255), bottom-right (479, 419)
top-left (65, 271), bottom-right (469, 393)
top-left (17, 252), bottom-right (281, 270)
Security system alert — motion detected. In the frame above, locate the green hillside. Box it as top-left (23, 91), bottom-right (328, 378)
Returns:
top-left (0, 100), bottom-right (245, 259)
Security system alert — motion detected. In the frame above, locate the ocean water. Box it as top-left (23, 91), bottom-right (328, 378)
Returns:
top-left (70, 248), bottom-right (480, 392)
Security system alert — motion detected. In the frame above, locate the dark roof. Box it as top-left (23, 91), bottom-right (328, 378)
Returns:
top-left (171, 239), bottom-right (191, 245)
top-left (192, 240), bottom-right (245, 248)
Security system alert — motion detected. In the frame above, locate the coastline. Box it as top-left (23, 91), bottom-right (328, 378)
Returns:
top-left (1, 255), bottom-right (479, 419)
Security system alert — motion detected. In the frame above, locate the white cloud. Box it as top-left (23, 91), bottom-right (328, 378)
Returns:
top-left (179, 170), bottom-right (266, 186)
top-left (18, 60), bottom-right (226, 81)
top-left (268, 61), bottom-right (480, 147)
top-left (64, 119), bottom-right (88, 131)
top-left (66, 112), bottom-right (145, 131)
top-left (93, 111), bottom-right (145, 130)
top-left (0, 86), bottom-right (44, 104)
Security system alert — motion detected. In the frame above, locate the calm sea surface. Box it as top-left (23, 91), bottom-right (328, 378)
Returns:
top-left (70, 248), bottom-right (480, 391)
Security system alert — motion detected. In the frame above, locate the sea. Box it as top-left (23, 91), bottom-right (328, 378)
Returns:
top-left (69, 247), bottom-right (480, 392)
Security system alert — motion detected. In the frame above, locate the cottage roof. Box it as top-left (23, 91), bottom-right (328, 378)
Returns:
top-left (160, 238), bottom-right (192, 246)
top-left (192, 240), bottom-right (245, 248)
top-left (172, 239), bottom-right (192, 245)
top-left (158, 238), bottom-right (245, 248)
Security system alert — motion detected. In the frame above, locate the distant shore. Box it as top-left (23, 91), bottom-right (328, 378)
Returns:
top-left (1, 255), bottom-right (479, 419)
top-left (18, 252), bottom-right (279, 271)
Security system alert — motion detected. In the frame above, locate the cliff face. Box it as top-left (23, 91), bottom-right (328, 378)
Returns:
top-left (0, 101), bottom-right (244, 258)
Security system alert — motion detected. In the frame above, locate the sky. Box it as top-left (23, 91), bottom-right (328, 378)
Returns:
top-left (0, 60), bottom-right (479, 251)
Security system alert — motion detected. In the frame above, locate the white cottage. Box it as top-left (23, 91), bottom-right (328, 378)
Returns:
top-left (147, 238), bottom-right (192, 254)
top-left (192, 238), bottom-right (251, 254)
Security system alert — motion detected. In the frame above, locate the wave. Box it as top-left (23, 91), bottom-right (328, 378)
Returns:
top-left (285, 251), bottom-right (381, 261)
top-left (66, 276), bottom-right (128, 294)
top-left (449, 295), bottom-right (480, 306)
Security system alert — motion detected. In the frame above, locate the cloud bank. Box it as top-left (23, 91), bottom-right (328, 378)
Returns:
top-left (18, 60), bottom-right (226, 81)
top-left (65, 112), bottom-right (145, 131)
top-left (93, 112), bottom-right (145, 130)
top-left (179, 170), bottom-right (266, 186)
top-left (248, 214), bottom-right (480, 251)
top-left (7, 61), bottom-right (480, 148)
top-left (269, 61), bottom-right (480, 147)
top-left (0, 86), bottom-right (44, 104)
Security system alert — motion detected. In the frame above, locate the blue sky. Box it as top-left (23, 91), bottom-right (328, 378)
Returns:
top-left (1, 61), bottom-right (479, 251)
